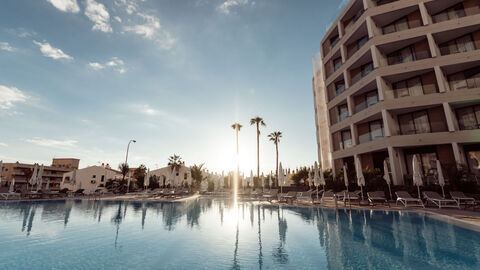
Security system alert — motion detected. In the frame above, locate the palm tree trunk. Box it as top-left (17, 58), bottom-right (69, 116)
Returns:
top-left (275, 142), bottom-right (278, 187)
top-left (257, 123), bottom-right (260, 180)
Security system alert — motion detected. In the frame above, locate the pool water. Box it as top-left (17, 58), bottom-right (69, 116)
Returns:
top-left (0, 198), bottom-right (479, 270)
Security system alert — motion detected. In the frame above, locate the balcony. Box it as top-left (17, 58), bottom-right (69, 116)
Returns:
top-left (427, 0), bottom-right (480, 24)
top-left (448, 66), bottom-right (480, 91)
top-left (375, 0), bottom-right (398, 6)
top-left (358, 120), bottom-right (384, 144)
top-left (397, 106), bottom-right (448, 135)
top-left (386, 40), bottom-right (430, 66)
top-left (456, 104), bottom-right (480, 130)
top-left (351, 62), bottom-right (373, 85)
top-left (389, 71), bottom-right (438, 99)
top-left (354, 90), bottom-right (379, 113)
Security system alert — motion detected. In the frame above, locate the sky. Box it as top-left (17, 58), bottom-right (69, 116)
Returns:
top-left (0, 0), bottom-right (347, 174)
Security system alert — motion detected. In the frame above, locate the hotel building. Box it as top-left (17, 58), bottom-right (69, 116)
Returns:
top-left (312, 0), bottom-right (480, 185)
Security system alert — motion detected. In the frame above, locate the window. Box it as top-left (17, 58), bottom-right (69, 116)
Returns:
top-left (357, 36), bottom-right (368, 49)
top-left (456, 105), bottom-right (480, 130)
top-left (406, 152), bottom-right (437, 176)
top-left (361, 62), bottom-right (373, 76)
top-left (449, 67), bottom-right (480, 91)
top-left (388, 45), bottom-right (414, 65)
top-left (383, 17), bottom-right (409, 34)
top-left (398, 110), bottom-right (431, 135)
top-left (101, 175), bottom-right (105, 182)
top-left (358, 120), bottom-right (384, 143)
top-left (433, 3), bottom-right (466, 23)
top-left (355, 90), bottom-right (379, 113)
top-left (92, 175), bottom-right (96, 178)
top-left (353, 9), bottom-right (365, 23)
top-left (340, 130), bottom-right (352, 149)
top-left (335, 81), bottom-right (346, 96)
top-left (333, 57), bottom-right (342, 72)
top-left (338, 104), bottom-right (349, 122)
top-left (330, 35), bottom-right (340, 48)
top-left (393, 76), bottom-right (425, 98)
top-left (370, 120), bottom-right (384, 140)
top-left (440, 34), bottom-right (476, 55)
top-left (184, 173), bottom-right (188, 180)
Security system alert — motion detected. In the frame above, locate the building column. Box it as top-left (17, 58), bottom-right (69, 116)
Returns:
top-left (363, 0), bottom-right (375, 9)
top-left (452, 142), bottom-right (468, 168)
top-left (347, 95), bottom-right (354, 117)
top-left (427, 33), bottom-right (440, 58)
top-left (351, 124), bottom-right (358, 146)
top-left (340, 44), bottom-right (347, 63)
top-left (382, 109), bottom-right (396, 137)
top-left (434, 66), bottom-right (448, 92)
top-left (371, 45), bottom-right (386, 68)
top-left (338, 21), bottom-right (344, 38)
top-left (388, 146), bottom-right (404, 185)
top-left (443, 102), bottom-right (459, 132)
top-left (376, 76), bottom-right (388, 101)
top-left (419, 1), bottom-right (433, 26)
top-left (344, 70), bottom-right (351, 89)
top-left (366, 16), bottom-right (379, 38)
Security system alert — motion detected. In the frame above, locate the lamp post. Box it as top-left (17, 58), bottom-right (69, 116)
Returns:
top-left (123, 139), bottom-right (136, 185)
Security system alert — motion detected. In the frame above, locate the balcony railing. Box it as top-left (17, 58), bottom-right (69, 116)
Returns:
top-left (387, 49), bottom-right (429, 66)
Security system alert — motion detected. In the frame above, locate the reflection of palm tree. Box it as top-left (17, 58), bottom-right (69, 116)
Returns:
top-left (111, 202), bottom-right (123, 248)
top-left (273, 206), bottom-right (288, 264)
top-left (21, 204), bottom-right (31, 232)
top-left (231, 222), bottom-right (240, 270)
top-left (257, 205), bottom-right (263, 270)
top-left (141, 202), bottom-right (147, 230)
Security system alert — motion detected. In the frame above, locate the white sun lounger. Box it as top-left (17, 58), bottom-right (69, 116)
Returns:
top-left (423, 191), bottom-right (460, 209)
top-left (395, 191), bottom-right (424, 208)
top-left (297, 190), bottom-right (314, 203)
top-left (450, 191), bottom-right (478, 208)
top-left (0, 192), bottom-right (21, 200)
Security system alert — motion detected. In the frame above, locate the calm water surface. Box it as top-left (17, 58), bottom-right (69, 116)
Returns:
top-left (0, 198), bottom-right (479, 270)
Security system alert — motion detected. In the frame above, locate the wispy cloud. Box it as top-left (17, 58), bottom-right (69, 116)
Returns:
top-left (217, 0), bottom-right (250, 15)
top-left (338, 0), bottom-right (349, 9)
top-left (88, 57), bottom-right (126, 73)
top-left (33, 40), bottom-right (73, 60)
top-left (0, 142), bottom-right (8, 147)
top-left (0, 42), bottom-right (14, 52)
top-left (46, 0), bottom-right (80, 13)
top-left (0, 85), bottom-right (28, 109)
top-left (132, 104), bottom-right (188, 124)
top-left (85, 0), bottom-right (112, 33)
top-left (25, 137), bottom-right (78, 148)
top-left (124, 12), bottom-right (175, 50)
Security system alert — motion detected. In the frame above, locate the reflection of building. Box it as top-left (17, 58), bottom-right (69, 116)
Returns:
top-left (313, 0), bottom-right (480, 184)
top-left (61, 164), bottom-right (123, 194)
top-left (1, 158), bottom-right (79, 190)
top-left (150, 164), bottom-right (192, 187)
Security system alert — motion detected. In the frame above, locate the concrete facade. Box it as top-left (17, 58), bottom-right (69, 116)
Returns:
top-left (61, 165), bottom-right (123, 194)
top-left (313, 0), bottom-right (480, 185)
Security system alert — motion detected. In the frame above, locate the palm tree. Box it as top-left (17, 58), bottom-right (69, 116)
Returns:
top-left (250, 116), bottom-right (266, 180)
top-left (168, 154), bottom-right (183, 173)
top-left (268, 131), bottom-right (282, 182)
top-left (190, 164), bottom-right (207, 190)
top-left (118, 162), bottom-right (129, 181)
top-left (232, 123), bottom-right (242, 188)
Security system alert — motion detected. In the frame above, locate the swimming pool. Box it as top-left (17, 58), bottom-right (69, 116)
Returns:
top-left (0, 198), bottom-right (478, 270)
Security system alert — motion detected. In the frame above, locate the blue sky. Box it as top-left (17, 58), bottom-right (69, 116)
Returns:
top-left (0, 0), bottom-right (345, 173)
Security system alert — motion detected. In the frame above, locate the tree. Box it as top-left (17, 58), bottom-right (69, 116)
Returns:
top-left (268, 131), bottom-right (283, 183)
top-left (250, 116), bottom-right (266, 180)
top-left (118, 163), bottom-right (129, 180)
top-left (291, 167), bottom-right (309, 186)
top-left (133, 164), bottom-right (147, 188)
top-left (168, 154), bottom-right (183, 173)
top-left (190, 164), bottom-right (207, 190)
top-left (231, 123), bottom-right (243, 181)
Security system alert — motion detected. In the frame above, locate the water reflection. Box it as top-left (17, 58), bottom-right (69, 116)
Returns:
top-left (0, 199), bottom-right (479, 270)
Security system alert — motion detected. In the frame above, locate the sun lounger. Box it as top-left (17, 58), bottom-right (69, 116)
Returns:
top-left (343, 191), bottom-right (361, 206)
top-left (450, 191), bottom-right (478, 209)
top-left (263, 189), bottom-right (278, 202)
top-left (423, 191), bottom-right (460, 209)
top-left (279, 191), bottom-right (297, 203)
top-left (395, 191), bottom-right (424, 208)
top-left (297, 190), bottom-right (314, 203)
top-left (335, 190), bottom-right (347, 201)
top-left (321, 190), bottom-right (336, 203)
top-left (0, 192), bottom-right (21, 200)
top-left (367, 191), bottom-right (390, 207)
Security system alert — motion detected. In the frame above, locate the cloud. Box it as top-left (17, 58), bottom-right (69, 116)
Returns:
top-left (33, 41), bottom-right (73, 60)
top-left (217, 0), bottom-right (250, 15)
top-left (85, 0), bottom-right (112, 32)
top-left (46, 0), bottom-right (80, 13)
top-left (0, 42), bottom-right (14, 52)
top-left (114, 16), bottom-right (122, 23)
top-left (88, 57), bottom-right (126, 73)
top-left (338, 0), bottom-right (349, 9)
top-left (14, 28), bottom-right (37, 38)
top-left (124, 13), bottom-right (175, 50)
top-left (0, 85), bottom-right (28, 109)
top-left (25, 137), bottom-right (78, 148)
top-left (133, 104), bottom-right (187, 124)
top-left (0, 143), bottom-right (7, 147)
